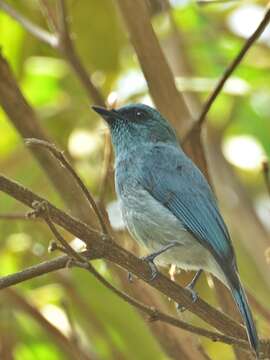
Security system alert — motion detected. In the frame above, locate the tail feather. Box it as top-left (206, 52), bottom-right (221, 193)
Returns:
top-left (230, 280), bottom-right (259, 358)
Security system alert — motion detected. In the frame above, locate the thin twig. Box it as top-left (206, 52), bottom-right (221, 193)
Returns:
top-left (0, 250), bottom-right (99, 290)
top-left (57, 0), bottom-right (70, 37)
top-left (29, 200), bottom-right (87, 263)
top-left (184, 5), bottom-right (270, 141)
top-left (197, 0), bottom-right (239, 5)
top-left (0, 213), bottom-right (36, 221)
top-left (39, 0), bottom-right (59, 32)
top-left (262, 161), bottom-right (270, 196)
top-left (0, 0), bottom-right (58, 47)
top-left (53, 0), bottom-right (105, 106)
top-left (98, 130), bottom-right (113, 205)
top-left (25, 139), bottom-right (109, 236)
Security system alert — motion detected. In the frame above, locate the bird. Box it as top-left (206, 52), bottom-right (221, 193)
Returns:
top-left (92, 103), bottom-right (259, 357)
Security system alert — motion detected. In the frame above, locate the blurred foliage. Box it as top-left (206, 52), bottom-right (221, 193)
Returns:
top-left (0, 0), bottom-right (270, 359)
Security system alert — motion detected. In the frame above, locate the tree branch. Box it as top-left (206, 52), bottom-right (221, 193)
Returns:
top-left (54, 0), bottom-right (105, 106)
top-left (0, 237), bottom-right (252, 351)
top-left (0, 0), bottom-right (105, 106)
top-left (0, 213), bottom-right (36, 220)
top-left (98, 130), bottom-right (113, 205)
top-left (1, 173), bottom-right (268, 356)
top-left (185, 5), bottom-right (270, 141)
top-left (262, 161), bottom-right (270, 196)
top-left (0, 0), bottom-right (58, 47)
top-left (4, 288), bottom-right (94, 360)
top-left (0, 250), bottom-right (98, 290)
top-left (0, 15), bottom-right (204, 354)
top-left (32, 204), bottom-right (252, 352)
top-left (116, 0), bottom-right (192, 136)
top-left (25, 139), bottom-right (109, 236)
top-left (0, 52), bottom-right (99, 228)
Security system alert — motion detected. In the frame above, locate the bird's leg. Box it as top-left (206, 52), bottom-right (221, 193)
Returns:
top-left (177, 269), bottom-right (203, 312)
top-left (142, 242), bottom-right (180, 281)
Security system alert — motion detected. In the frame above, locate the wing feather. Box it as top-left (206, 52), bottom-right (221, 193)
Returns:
top-left (139, 145), bottom-right (234, 268)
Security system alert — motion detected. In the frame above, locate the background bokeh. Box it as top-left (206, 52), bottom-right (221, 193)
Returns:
top-left (0, 1), bottom-right (270, 359)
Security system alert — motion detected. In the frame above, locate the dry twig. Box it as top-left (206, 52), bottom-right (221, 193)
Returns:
top-left (185, 5), bottom-right (270, 141)
top-left (25, 139), bottom-right (109, 236)
top-left (0, 213), bottom-right (35, 221)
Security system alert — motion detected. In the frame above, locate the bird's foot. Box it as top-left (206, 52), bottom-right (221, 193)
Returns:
top-left (127, 256), bottom-right (158, 282)
top-left (127, 271), bottom-right (134, 283)
top-left (177, 284), bottom-right (198, 312)
top-left (141, 254), bottom-right (158, 281)
top-left (177, 269), bottom-right (202, 311)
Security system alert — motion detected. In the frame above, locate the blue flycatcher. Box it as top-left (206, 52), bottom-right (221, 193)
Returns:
top-left (93, 103), bottom-right (259, 357)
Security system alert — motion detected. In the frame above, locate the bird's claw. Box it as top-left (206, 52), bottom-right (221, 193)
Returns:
top-left (127, 271), bottom-right (133, 283)
top-left (127, 254), bottom-right (158, 282)
top-left (177, 285), bottom-right (198, 312)
top-left (141, 255), bottom-right (158, 281)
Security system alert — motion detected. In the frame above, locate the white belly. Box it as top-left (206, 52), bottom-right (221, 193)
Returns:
top-left (120, 188), bottom-right (227, 285)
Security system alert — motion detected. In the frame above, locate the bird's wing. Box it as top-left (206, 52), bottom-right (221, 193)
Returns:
top-left (139, 145), bottom-right (235, 269)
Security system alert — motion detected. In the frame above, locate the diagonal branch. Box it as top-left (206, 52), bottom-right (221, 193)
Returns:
top-left (4, 288), bottom-right (94, 360)
top-left (25, 139), bottom-right (109, 236)
top-left (37, 205), bottom-right (250, 351)
top-left (184, 5), bottom-right (270, 141)
top-left (1, 175), bottom-right (270, 356)
top-left (0, 0), bottom-right (58, 47)
top-left (0, 247), bottom-right (249, 351)
top-left (0, 0), bottom-right (105, 106)
top-left (30, 200), bottom-right (251, 351)
top-left (0, 52), bottom-right (99, 228)
top-left (0, 175), bottom-right (256, 340)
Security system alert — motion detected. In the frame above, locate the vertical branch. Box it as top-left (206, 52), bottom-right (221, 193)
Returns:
top-left (98, 130), bottom-right (113, 205)
top-left (262, 161), bottom-right (270, 196)
top-left (160, 6), bottom-right (253, 360)
top-left (116, 0), bottom-right (192, 136)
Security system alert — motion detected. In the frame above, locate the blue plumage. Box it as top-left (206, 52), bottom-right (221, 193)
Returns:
top-left (93, 103), bottom-right (259, 357)
top-left (139, 143), bottom-right (233, 264)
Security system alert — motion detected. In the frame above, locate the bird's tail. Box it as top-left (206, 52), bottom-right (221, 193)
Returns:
top-left (230, 276), bottom-right (259, 358)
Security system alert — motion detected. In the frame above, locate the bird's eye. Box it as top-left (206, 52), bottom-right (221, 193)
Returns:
top-left (135, 110), bottom-right (146, 120)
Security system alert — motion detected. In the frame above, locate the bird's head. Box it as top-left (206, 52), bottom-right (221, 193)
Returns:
top-left (92, 103), bottom-right (178, 155)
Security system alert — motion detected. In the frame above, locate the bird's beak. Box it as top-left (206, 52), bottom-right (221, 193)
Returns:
top-left (92, 106), bottom-right (118, 124)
